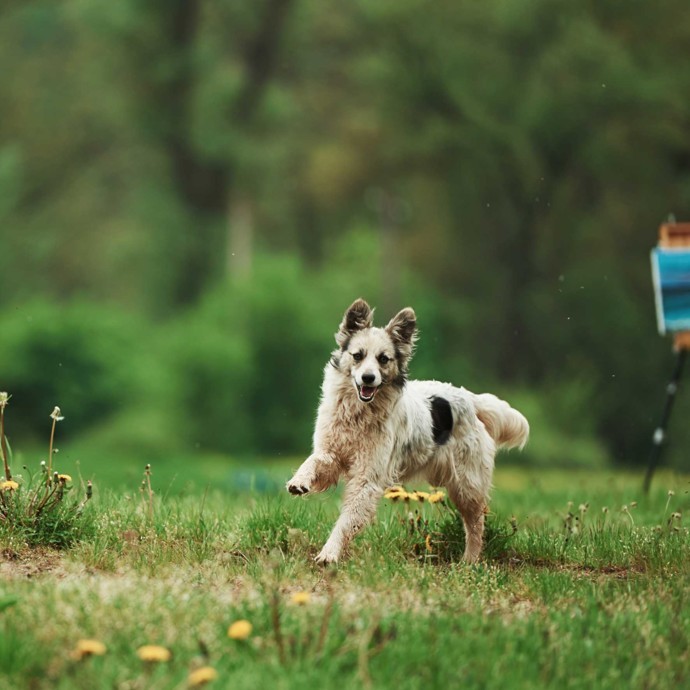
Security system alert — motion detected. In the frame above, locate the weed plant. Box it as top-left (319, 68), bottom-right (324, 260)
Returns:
top-left (0, 393), bottom-right (93, 549)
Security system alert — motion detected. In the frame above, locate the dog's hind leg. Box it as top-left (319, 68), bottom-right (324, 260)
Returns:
top-left (447, 485), bottom-right (486, 564)
top-left (316, 478), bottom-right (383, 564)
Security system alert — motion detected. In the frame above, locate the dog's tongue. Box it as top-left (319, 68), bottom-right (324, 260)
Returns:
top-left (361, 386), bottom-right (375, 397)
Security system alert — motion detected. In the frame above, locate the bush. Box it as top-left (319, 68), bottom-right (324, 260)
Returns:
top-left (0, 301), bottom-right (153, 442)
top-left (164, 254), bottom-right (330, 455)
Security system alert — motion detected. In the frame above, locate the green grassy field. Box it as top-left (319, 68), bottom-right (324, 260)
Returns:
top-left (1, 461), bottom-right (689, 690)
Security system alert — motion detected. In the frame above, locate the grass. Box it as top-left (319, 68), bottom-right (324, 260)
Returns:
top-left (0, 462), bottom-right (689, 690)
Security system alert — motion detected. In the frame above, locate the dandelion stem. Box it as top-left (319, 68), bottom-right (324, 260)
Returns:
top-left (46, 417), bottom-right (57, 486)
top-left (0, 404), bottom-right (10, 481)
top-left (144, 464), bottom-right (154, 523)
top-left (663, 492), bottom-right (674, 518)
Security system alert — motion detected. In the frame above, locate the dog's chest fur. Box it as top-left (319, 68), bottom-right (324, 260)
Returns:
top-left (317, 367), bottom-right (440, 480)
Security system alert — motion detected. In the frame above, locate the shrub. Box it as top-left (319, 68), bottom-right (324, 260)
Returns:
top-left (0, 301), bottom-right (151, 442)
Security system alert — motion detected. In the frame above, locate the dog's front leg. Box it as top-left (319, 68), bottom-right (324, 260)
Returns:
top-left (315, 477), bottom-right (383, 564)
top-left (287, 453), bottom-right (338, 495)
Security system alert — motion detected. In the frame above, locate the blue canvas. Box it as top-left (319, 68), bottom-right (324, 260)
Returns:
top-left (651, 248), bottom-right (690, 334)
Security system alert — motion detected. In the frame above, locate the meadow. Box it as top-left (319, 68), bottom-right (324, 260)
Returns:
top-left (1, 455), bottom-right (688, 690)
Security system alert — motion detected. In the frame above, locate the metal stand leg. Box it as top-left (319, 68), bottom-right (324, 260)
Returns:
top-left (643, 349), bottom-right (687, 494)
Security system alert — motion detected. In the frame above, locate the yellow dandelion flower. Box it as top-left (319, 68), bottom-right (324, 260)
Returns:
top-left (415, 491), bottom-right (430, 502)
top-left (290, 591), bottom-right (311, 605)
top-left (58, 474), bottom-right (72, 482)
top-left (70, 639), bottom-right (107, 660)
top-left (137, 645), bottom-right (171, 662)
top-left (428, 491), bottom-right (445, 504)
top-left (384, 487), bottom-right (406, 500)
top-left (0, 480), bottom-right (19, 491)
top-left (405, 492), bottom-right (419, 502)
top-left (188, 666), bottom-right (218, 687)
top-left (227, 620), bottom-right (252, 640)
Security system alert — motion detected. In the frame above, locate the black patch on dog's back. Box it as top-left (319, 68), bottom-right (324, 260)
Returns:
top-left (430, 396), bottom-right (453, 445)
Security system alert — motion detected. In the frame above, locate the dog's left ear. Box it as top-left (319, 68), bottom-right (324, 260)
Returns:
top-left (385, 307), bottom-right (417, 359)
top-left (336, 298), bottom-right (374, 348)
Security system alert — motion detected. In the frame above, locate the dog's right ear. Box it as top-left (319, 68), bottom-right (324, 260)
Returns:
top-left (335, 299), bottom-right (374, 348)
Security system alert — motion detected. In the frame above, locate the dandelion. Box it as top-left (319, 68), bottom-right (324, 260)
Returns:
top-left (415, 491), bottom-right (430, 502)
top-left (70, 639), bottom-right (106, 660)
top-left (50, 407), bottom-right (64, 422)
top-left (137, 645), bottom-right (172, 662)
top-left (428, 491), bottom-right (445, 504)
top-left (384, 487), bottom-right (406, 501)
top-left (188, 667), bottom-right (218, 687)
top-left (0, 392), bottom-right (9, 409)
top-left (227, 620), bottom-right (252, 640)
top-left (58, 474), bottom-right (72, 483)
top-left (290, 591), bottom-right (311, 605)
top-left (405, 492), bottom-right (419, 502)
top-left (1, 480), bottom-right (18, 491)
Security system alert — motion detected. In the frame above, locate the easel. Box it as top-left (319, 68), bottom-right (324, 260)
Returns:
top-left (643, 222), bottom-right (690, 493)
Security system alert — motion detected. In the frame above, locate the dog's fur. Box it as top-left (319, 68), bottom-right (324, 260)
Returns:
top-left (287, 299), bottom-right (529, 564)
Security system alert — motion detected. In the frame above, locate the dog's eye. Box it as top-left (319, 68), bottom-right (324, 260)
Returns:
top-left (378, 354), bottom-right (390, 365)
top-left (352, 351), bottom-right (363, 362)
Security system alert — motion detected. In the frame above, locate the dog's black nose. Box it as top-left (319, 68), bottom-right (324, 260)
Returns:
top-left (361, 373), bottom-right (376, 384)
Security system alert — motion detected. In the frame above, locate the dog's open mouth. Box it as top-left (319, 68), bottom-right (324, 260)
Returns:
top-left (357, 384), bottom-right (378, 403)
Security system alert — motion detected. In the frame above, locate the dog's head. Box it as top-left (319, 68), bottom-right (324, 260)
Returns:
top-left (332, 298), bottom-right (417, 403)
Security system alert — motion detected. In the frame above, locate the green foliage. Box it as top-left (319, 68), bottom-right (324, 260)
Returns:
top-left (2, 0), bottom-right (690, 468)
top-left (0, 240), bottom-right (621, 465)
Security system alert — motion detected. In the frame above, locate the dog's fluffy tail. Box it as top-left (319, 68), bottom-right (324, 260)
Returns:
top-left (473, 393), bottom-right (529, 450)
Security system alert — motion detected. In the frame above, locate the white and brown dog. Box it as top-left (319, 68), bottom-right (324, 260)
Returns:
top-left (287, 299), bottom-right (529, 564)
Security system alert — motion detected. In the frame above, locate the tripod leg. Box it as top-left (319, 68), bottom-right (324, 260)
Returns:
top-left (643, 349), bottom-right (687, 494)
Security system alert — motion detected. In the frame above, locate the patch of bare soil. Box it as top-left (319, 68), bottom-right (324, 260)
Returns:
top-left (0, 547), bottom-right (67, 580)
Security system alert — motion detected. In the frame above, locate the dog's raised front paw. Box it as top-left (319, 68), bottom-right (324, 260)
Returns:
top-left (287, 482), bottom-right (309, 495)
top-left (286, 477), bottom-right (311, 495)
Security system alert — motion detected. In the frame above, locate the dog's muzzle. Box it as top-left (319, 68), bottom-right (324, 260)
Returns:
top-left (357, 383), bottom-right (378, 403)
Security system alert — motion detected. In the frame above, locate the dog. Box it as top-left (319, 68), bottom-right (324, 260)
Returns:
top-left (286, 298), bottom-right (529, 564)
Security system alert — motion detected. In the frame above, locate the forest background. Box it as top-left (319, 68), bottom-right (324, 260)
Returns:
top-left (1, 0), bottom-right (689, 480)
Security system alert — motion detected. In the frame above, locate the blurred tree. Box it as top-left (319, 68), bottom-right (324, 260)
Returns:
top-left (105, 0), bottom-right (296, 304)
